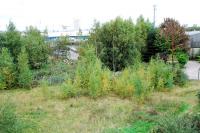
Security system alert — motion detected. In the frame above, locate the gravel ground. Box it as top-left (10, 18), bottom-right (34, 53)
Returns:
top-left (184, 61), bottom-right (200, 80)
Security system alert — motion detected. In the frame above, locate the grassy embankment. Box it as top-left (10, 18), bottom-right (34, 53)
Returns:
top-left (0, 81), bottom-right (199, 133)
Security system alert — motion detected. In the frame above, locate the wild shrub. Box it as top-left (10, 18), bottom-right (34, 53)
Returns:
top-left (90, 17), bottom-right (146, 71)
top-left (40, 80), bottom-right (52, 99)
top-left (33, 60), bottom-right (73, 86)
top-left (113, 63), bottom-right (152, 101)
top-left (0, 101), bottom-right (37, 133)
top-left (100, 69), bottom-right (112, 95)
top-left (175, 51), bottom-right (189, 67)
top-left (62, 46), bottom-right (186, 100)
top-left (197, 91), bottom-right (200, 104)
top-left (113, 69), bottom-right (135, 98)
top-left (174, 66), bottom-right (188, 86)
top-left (88, 60), bottom-right (102, 97)
top-left (61, 79), bottom-right (79, 98)
top-left (17, 47), bottom-right (32, 88)
top-left (23, 26), bottom-right (49, 69)
top-left (1, 21), bottom-right (22, 63)
top-left (73, 47), bottom-right (93, 94)
top-left (0, 102), bottom-right (20, 133)
top-left (148, 59), bottom-right (174, 90)
top-left (0, 48), bottom-right (15, 89)
top-left (152, 114), bottom-right (200, 133)
top-left (133, 66), bottom-right (152, 101)
top-left (113, 59), bottom-right (176, 100)
top-left (63, 45), bottom-right (112, 98)
top-left (0, 102), bottom-right (31, 133)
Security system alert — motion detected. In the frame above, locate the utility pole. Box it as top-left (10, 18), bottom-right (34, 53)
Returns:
top-left (153, 5), bottom-right (156, 27)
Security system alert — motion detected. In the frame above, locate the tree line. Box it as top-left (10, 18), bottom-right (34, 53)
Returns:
top-left (89, 16), bottom-right (189, 71)
top-left (0, 22), bottom-right (49, 89)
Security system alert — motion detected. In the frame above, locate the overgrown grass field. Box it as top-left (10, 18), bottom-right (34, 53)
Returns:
top-left (0, 81), bottom-right (199, 133)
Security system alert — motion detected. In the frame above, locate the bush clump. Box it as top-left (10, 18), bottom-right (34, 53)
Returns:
top-left (197, 91), bottom-right (200, 104)
top-left (0, 48), bottom-right (15, 89)
top-left (61, 79), bottom-right (80, 98)
top-left (174, 66), bottom-right (188, 86)
top-left (62, 45), bottom-right (112, 98)
top-left (17, 47), bottom-right (32, 88)
top-left (62, 45), bottom-right (187, 100)
top-left (113, 59), bottom-right (174, 101)
top-left (176, 51), bottom-right (189, 67)
top-left (0, 102), bottom-right (19, 133)
top-left (152, 114), bottom-right (200, 133)
top-left (0, 101), bottom-right (38, 133)
top-left (148, 59), bottom-right (174, 90)
top-left (89, 17), bottom-right (152, 71)
top-left (113, 64), bottom-right (152, 102)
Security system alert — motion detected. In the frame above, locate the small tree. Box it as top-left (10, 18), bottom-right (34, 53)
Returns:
top-left (134, 15), bottom-right (152, 51)
top-left (133, 16), bottom-right (157, 62)
top-left (88, 20), bottom-right (101, 56)
top-left (3, 21), bottom-right (22, 63)
top-left (155, 18), bottom-right (189, 65)
top-left (0, 48), bottom-right (15, 89)
top-left (23, 26), bottom-right (49, 69)
top-left (17, 47), bottom-right (32, 88)
top-left (89, 17), bottom-right (137, 71)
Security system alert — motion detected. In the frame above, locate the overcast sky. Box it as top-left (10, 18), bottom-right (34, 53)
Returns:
top-left (0, 0), bottom-right (199, 31)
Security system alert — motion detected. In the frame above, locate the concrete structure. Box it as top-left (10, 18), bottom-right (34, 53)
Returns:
top-left (187, 31), bottom-right (200, 58)
top-left (184, 61), bottom-right (200, 80)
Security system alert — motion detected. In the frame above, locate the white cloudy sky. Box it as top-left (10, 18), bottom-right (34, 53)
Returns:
top-left (0, 0), bottom-right (199, 31)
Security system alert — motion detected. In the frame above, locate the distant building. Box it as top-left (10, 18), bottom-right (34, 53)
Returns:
top-left (47, 30), bottom-right (89, 42)
top-left (187, 31), bottom-right (200, 58)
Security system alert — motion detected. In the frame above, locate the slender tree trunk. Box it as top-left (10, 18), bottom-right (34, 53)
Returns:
top-left (171, 35), bottom-right (175, 70)
top-left (112, 35), bottom-right (115, 72)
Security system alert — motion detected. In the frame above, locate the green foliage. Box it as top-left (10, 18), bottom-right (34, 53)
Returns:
top-left (197, 91), bottom-right (200, 104)
top-left (113, 59), bottom-right (174, 101)
top-left (113, 69), bottom-right (135, 98)
top-left (174, 67), bottom-right (188, 86)
top-left (90, 17), bottom-right (137, 71)
top-left (197, 56), bottom-right (200, 62)
top-left (142, 27), bottom-right (159, 62)
top-left (0, 102), bottom-right (21, 133)
top-left (33, 60), bottom-right (73, 86)
top-left (134, 15), bottom-right (152, 52)
top-left (23, 26), bottom-right (49, 69)
top-left (175, 51), bottom-right (189, 67)
top-left (0, 101), bottom-right (37, 133)
top-left (148, 59), bottom-right (174, 90)
top-left (154, 29), bottom-right (171, 54)
top-left (75, 45), bottom-right (112, 97)
top-left (87, 59), bottom-right (103, 97)
top-left (106, 120), bottom-right (155, 133)
top-left (1, 21), bottom-right (22, 62)
top-left (17, 47), bottom-right (32, 88)
top-left (61, 79), bottom-right (79, 98)
top-left (152, 114), bottom-right (200, 133)
top-left (154, 18), bottom-right (189, 62)
top-left (62, 45), bottom-right (111, 98)
top-left (62, 46), bottom-right (183, 100)
top-left (0, 48), bottom-right (15, 89)
top-left (89, 16), bottom-right (153, 71)
top-left (113, 64), bottom-right (152, 101)
top-left (40, 80), bottom-right (53, 99)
